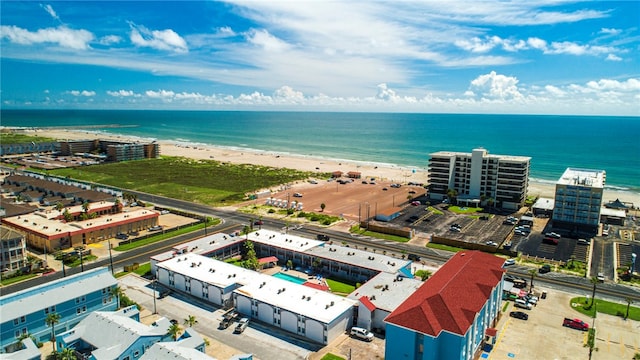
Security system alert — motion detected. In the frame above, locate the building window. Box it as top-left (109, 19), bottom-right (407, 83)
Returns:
top-left (14, 319), bottom-right (19, 326)
top-left (15, 330), bottom-right (20, 338)
top-left (20, 316), bottom-right (25, 323)
top-left (44, 308), bottom-right (49, 314)
top-left (133, 350), bottom-right (140, 357)
top-left (51, 306), bottom-right (56, 312)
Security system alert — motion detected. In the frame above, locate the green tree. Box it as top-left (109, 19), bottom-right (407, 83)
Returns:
top-left (625, 297), bottom-right (634, 320)
top-left (62, 209), bottom-right (73, 222)
top-left (167, 323), bottom-right (181, 341)
top-left (446, 188), bottom-right (458, 204)
top-left (242, 241), bottom-right (259, 270)
top-left (184, 315), bottom-right (198, 327)
top-left (320, 203), bottom-right (326, 212)
top-left (584, 328), bottom-right (598, 360)
top-left (45, 313), bottom-right (61, 352)
top-left (286, 259), bottom-right (293, 269)
top-left (109, 286), bottom-right (123, 309)
top-left (81, 201), bottom-right (90, 213)
top-left (60, 347), bottom-right (77, 360)
top-left (415, 269), bottom-right (432, 281)
top-left (55, 202), bottom-right (64, 212)
top-left (312, 257), bottom-right (322, 272)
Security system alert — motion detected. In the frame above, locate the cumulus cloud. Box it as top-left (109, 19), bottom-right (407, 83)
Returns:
top-left (455, 36), bottom-right (527, 53)
top-left (527, 37), bottom-right (547, 50)
top-left (68, 90), bottom-right (96, 96)
top-left (0, 25), bottom-right (94, 50)
top-left (274, 86), bottom-right (305, 102)
top-left (145, 89), bottom-right (176, 98)
top-left (129, 24), bottom-right (188, 53)
top-left (107, 90), bottom-right (139, 97)
top-left (468, 71), bottom-right (523, 100)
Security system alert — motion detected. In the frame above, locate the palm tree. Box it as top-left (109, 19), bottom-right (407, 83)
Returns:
top-left (45, 313), bottom-right (61, 352)
top-left (184, 315), bottom-right (198, 328)
top-left (625, 297), bottom-right (634, 320)
top-left (81, 201), bottom-right (90, 213)
top-left (587, 276), bottom-right (599, 310)
top-left (60, 347), bottom-right (77, 360)
top-left (55, 202), bottom-right (64, 212)
top-left (167, 323), bottom-right (181, 341)
top-left (320, 203), bottom-right (326, 212)
top-left (109, 286), bottom-right (123, 309)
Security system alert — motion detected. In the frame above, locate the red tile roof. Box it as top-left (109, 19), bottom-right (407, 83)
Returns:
top-left (385, 251), bottom-right (504, 337)
top-left (258, 256), bottom-right (279, 264)
top-left (359, 296), bottom-right (377, 312)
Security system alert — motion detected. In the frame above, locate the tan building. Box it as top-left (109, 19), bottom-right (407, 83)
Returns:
top-left (2, 208), bottom-right (160, 252)
top-left (1, 226), bottom-right (27, 274)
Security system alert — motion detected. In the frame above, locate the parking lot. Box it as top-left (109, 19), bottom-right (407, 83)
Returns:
top-left (491, 288), bottom-right (640, 360)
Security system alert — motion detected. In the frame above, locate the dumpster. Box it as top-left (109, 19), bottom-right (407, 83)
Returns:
top-left (541, 290), bottom-right (547, 299)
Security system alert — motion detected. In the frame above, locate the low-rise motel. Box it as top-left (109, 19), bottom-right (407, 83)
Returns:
top-left (0, 267), bottom-right (118, 356)
top-left (384, 251), bottom-right (505, 360)
top-left (2, 205), bottom-right (159, 252)
top-left (151, 229), bottom-right (419, 344)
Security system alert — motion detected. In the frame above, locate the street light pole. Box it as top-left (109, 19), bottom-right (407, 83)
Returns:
top-left (152, 279), bottom-right (157, 315)
top-left (108, 241), bottom-right (114, 275)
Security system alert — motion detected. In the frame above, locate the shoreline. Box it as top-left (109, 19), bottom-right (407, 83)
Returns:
top-left (22, 127), bottom-right (640, 206)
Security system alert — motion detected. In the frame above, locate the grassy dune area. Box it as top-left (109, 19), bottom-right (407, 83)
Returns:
top-left (47, 156), bottom-right (325, 205)
top-left (0, 133), bottom-right (57, 144)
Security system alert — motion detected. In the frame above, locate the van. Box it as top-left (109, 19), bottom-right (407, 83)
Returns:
top-left (350, 327), bottom-right (374, 341)
top-left (514, 299), bottom-right (532, 310)
top-left (234, 318), bottom-right (249, 333)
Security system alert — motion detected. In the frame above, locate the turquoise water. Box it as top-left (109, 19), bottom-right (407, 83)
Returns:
top-left (272, 272), bottom-right (307, 284)
top-left (2, 110), bottom-right (638, 193)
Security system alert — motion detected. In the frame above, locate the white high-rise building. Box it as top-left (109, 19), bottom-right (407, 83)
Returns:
top-left (428, 148), bottom-right (531, 210)
top-left (552, 168), bottom-right (605, 234)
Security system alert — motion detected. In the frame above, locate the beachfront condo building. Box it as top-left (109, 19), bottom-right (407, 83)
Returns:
top-left (427, 148), bottom-right (531, 210)
top-left (552, 168), bottom-right (605, 234)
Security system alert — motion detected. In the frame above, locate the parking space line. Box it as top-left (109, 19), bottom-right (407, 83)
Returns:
top-left (489, 314), bottom-right (511, 360)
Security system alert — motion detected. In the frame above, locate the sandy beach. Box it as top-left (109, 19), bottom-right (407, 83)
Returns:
top-left (30, 128), bottom-right (640, 207)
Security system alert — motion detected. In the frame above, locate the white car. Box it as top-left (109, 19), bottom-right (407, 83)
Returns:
top-left (350, 327), bottom-right (374, 342)
top-left (503, 259), bottom-right (516, 267)
top-left (597, 272), bottom-right (605, 282)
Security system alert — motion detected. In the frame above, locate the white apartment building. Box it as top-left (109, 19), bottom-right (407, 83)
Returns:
top-left (428, 148), bottom-right (531, 210)
top-left (552, 168), bottom-right (606, 234)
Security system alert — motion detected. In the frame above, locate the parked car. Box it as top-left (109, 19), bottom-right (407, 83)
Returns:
top-left (350, 327), bottom-right (374, 342)
top-left (115, 233), bottom-right (129, 240)
top-left (316, 234), bottom-right (330, 241)
top-left (597, 272), bottom-right (605, 282)
top-left (577, 238), bottom-right (590, 245)
top-left (254, 220), bottom-right (263, 225)
top-left (407, 254), bottom-right (420, 261)
top-left (563, 317), bottom-right (589, 331)
top-left (234, 318), bottom-right (250, 333)
top-left (514, 299), bottom-right (532, 310)
top-left (293, 192), bottom-right (303, 197)
top-left (149, 225), bottom-right (163, 231)
top-left (539, 264), bottom-right (551, 273)
top-left (503, 258), bottom-right (516, 267)
top-left (509, 311), bottom-right (529, 320)
top-left (542, 237), bottom-right (559, 245)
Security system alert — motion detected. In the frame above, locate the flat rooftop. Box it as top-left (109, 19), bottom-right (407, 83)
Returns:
top-left (157, 252), bottom-right (255, 290)
top-left (558, 168), bottom-right (606, 188)
top-left (429, 150), bottom-right (531, 162)
top-left (347, 272), bottom-right (423, 312)
top-left (151, 232), bottom-right (245, 262)
top-left (304, 243), bottom-right (411, 274)
top-left (247, 229), bottom-right (324, 252)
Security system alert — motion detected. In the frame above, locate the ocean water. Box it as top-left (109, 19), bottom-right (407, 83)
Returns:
top-left (2, 110), bottom-right (639, 193)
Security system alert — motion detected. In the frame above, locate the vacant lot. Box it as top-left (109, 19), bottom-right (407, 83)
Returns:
top-left (47, 156), bottom-right (320, 205)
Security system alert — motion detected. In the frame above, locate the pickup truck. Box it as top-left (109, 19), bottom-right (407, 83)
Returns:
top-left (563, 317), bottom-right (589, 331)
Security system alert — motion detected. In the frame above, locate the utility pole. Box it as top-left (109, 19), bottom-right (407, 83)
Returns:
top-left (152, 279), bottom-right (157, 315)
top-left (108, 241), bottom-right (114, 275)
top-left (79, 249), bottom-right (84, 272)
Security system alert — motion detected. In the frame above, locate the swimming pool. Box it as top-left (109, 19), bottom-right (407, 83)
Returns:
top-left (272, 272), bottom-right (307, 285)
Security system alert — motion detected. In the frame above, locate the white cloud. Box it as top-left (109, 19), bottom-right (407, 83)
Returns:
top-left (107, 90), bottom-right (139, 97)
top-left (145, 89), bottom-right (176, 99)
top-left (246, 29), bottom-right (290, 52)
top-left (544, 85), bottom-right (565, 97)
top-left (98, 35), bottom-right (122, 45)
top-left (41, 4), bottom-right (60, 21)
top-left (606, 54), bottom-right (622, 61)
top-left (527, 37), bottom-right (547, 50)
top-left (600, 28), bottom-right (621, 35)
top-left (0, 25), bottom-right (94, 50)
top-left (468, 71), bottom-right (523, 100)
top-left (274, 86), bottom-right (304, 102)
top-left (129, 24), bottom-right (188, 53)
top-left (455, 36), bottom-right (528, 53)
top-left (68, 90), bottom-right (96, 96)
top-left (546, 41), bottom-right (614, 56)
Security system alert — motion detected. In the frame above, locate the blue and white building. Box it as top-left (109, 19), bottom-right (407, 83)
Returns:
top-left (0, 267), bottom-right (118, 354)
top-left (384, 251), bottom-right (505, 360)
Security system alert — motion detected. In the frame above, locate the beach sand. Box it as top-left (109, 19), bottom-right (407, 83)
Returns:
top-left (31, 128), bottom-right (640, 207)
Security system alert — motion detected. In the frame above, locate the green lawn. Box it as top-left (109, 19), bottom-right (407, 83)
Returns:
top-left (0, 273), bottom-right (38, 286)
top-left (321, 354), bottom-right (345, 360)
top-left (427, 243), bottom-right (463, 252)
top-left (349, 225), bottom-right (410, 243)
top-left (47, 156), bottom-right (324, 206)
top-left (326, 279), bottom-right (356, 295)
top-left (447, 206), bottom-right (483, 214)
top-left (570, 297), bottom-right (640, 321)
top-left (66, 255), bottom-right (98, 267)
top-left (114, 219), bottom-right (219, 251)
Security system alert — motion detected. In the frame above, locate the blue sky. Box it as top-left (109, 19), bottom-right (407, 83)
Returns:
top-left (1, 1), bottom-right (639, 115)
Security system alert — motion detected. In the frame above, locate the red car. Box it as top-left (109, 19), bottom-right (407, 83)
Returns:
top-left (563, 318), bottom-right (589, 331)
